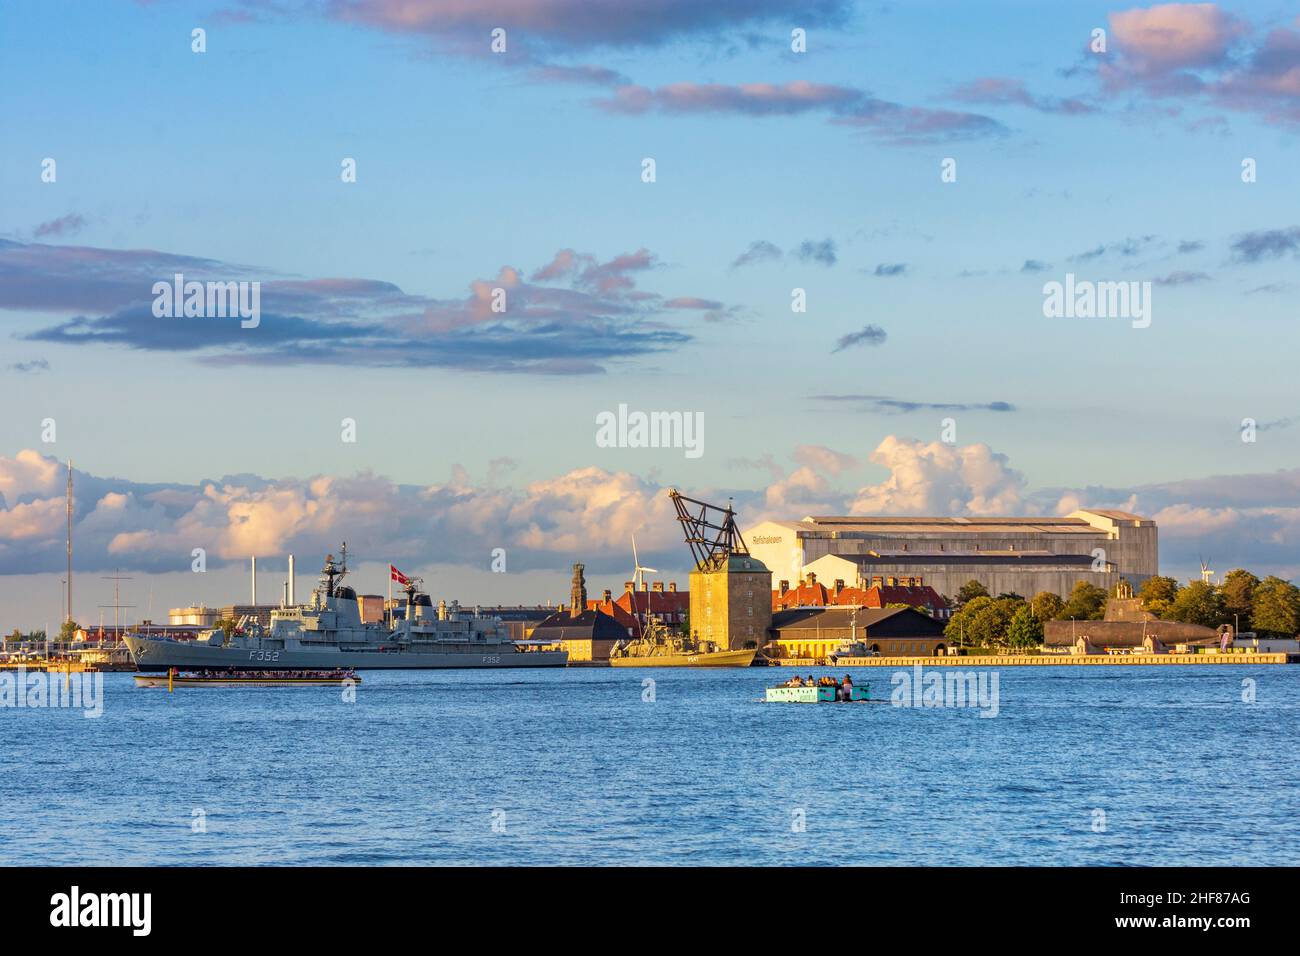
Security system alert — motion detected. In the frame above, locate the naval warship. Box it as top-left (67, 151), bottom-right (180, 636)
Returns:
top-left (125, 546), bottom-right (568, 671)
top-left (607, 615), bottom-right (757, 667)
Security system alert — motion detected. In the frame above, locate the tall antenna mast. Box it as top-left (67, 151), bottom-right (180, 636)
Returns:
top-left (100, 569), bottom-right (135, 645)
top-left (66, 460), bottom-right (73, 626)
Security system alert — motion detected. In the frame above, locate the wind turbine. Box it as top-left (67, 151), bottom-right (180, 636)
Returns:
top-left (1199, 556), bottom-right (1215, 586)
top-left (631, 534), bottom-right (657, 593)
top-left (630, 534), bottom-right (658, 631)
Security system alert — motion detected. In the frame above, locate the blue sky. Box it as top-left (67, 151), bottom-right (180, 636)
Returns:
top-left (1, 1), bottom-right (1297, 626)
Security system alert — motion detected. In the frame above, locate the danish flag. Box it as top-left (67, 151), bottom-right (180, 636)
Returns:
top-left (390, 565), bottom-right (410, 586)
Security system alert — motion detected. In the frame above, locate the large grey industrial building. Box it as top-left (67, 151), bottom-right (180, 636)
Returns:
top-left (744, 510), bottom-right (1157, 602)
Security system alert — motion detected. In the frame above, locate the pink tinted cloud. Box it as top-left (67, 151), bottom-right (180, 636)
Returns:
top-left (1109, 2), bottom-right (1245, 74)
top-left (949, 77), bottom-right (1097, 115)
top-left (328, 0), bottom-right (851, 50)
top-left (1099, 5), bottom-right (1300, 125)
top-left (595, 80), bottom-right (864, 116)
top-left (594, 80), bottom-right (1005, 143)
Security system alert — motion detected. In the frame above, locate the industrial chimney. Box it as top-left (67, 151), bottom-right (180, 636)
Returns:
top-left (288, 554), bottom-right (296, 605)
top-left (251, 556), bottom-right (257, 605)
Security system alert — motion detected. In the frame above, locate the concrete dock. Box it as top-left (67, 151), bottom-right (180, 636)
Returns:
top-left (822, 653), bottom-right (1296, 667)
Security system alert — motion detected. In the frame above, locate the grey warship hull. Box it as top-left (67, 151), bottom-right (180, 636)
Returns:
top-left (125, 634), bottom-right (567, 671)
top-left (127, 545), bottom-right (569, 672)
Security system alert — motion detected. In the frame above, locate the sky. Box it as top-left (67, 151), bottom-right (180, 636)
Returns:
top-left (1, 0), bottom-right (1298, 629)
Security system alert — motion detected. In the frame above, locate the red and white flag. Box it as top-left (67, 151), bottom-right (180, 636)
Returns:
top-left (390, 565), bottom-right (410, 586)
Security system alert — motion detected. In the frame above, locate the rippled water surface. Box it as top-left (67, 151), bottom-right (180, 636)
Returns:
top-left (2, 665), bottom-right (1296, 865)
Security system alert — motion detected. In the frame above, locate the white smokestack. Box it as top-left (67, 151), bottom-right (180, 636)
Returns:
top-left (251, 556), bottom-right (257, 606)
top-left (288, 554), bottom-right (296, 605)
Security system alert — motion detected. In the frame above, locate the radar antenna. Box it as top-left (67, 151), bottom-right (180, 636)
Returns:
top-left (320, 544), bottom-right (349, 596)
top-left (668, 489), bottom-right (749, 571)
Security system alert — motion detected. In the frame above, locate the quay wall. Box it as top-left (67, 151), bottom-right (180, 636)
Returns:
top-left (778, 653), bottom-right (1295, 667)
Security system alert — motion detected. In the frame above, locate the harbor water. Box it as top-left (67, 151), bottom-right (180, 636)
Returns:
top-left (2, 666), bottom-right (1297, 866)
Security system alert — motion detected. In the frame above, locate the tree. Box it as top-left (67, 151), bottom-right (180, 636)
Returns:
top-left (58, 619), bottom-right (81, 641)
top-left (1030, 591), bottom-right (1065, 622)
top-left (1061, 581), bottom-right (1107, 621)
top-left (1138, 576), bottom-right (1180, 618)
top-left (956, 580), bottom-right (990, 606)
top-left (1220, 569), bottom-right (1259, 631)
top-left (945, 595), bottom-right (1025, 648)
top-left (1007, 606), bottom-right (1044, 649)
top-left (1251, 577), bottom-right (1300, 636)
top-left (1165, 581), bottom-right (1227, 628)
top-left (945, 596), bottom-right (992, 646)
top-left (213, 617), bottom-right (240, 638)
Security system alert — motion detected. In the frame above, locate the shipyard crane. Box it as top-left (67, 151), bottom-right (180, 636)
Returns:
top-left (667, 488), bottom-right (750, 571)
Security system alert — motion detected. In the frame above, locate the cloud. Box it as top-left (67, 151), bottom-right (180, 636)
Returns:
top-left (830, 98), bottom-right (1007, 144)
top-left (776, 447), bottom-right (1300, 579)
top-left (594, 80), bottom-right (1007, 144)
top-left (0, 449), bottom-right (680, 576)
top-left (795, 238), bottom-right (837, 267)
top-left (730, 240), bottom-right (783, 269)
top-left (949, 76), bottom-right (1096, 114)
top-left (1229, 226), bottom-right (1300, 262)
top-left (8, 359), bottom-right (49, 373)
top-left (529, 63), bottom-right (629, 86)
top-left (1256, 416), bottom-right (1298, 432)
top-left (1107, 3), bottom-right (1246, 82)
top-left (849, 436), bottom-right (1027, 516)
top-left (7, 442), bottom-right (1299, 585)
top-left (871, 263), bottom-right (908, 277)
top-left (831, 325), bottom-right (887, 352)
top-left (1097, 5), bottom-right (1300, 126)
top-left (596, 80), bottom-right (865, 116)
top-left (1036, 467), bottom-right (1300, 579)
top-left (4, 240), bottom-right (714, 374)
top-left (1020, 259), bottom-right (1051, 273)
top-left (793, 444), bottom-right (857, 476)
top-left (811, 394), bottom-right (1015, 414)
top-left (731, 237), bottom-right (837, 269)
top-left (1245, 282), bottom-right (1291, 295)
top-left (1177, 239), bottom-right (1205, 253)
top-left (325, 0), bottom-right (852, 52)
top-left (1153, 270), bottom-right (1210, 285)
top-left (33, 213), bottom-right (87, 239)
top-left (1067, 234), bottom-right (1158, 262)
top-left (662, 296), bottom-right (739, 323)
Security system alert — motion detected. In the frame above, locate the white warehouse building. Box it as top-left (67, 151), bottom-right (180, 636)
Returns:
top-left (744, 510), bottom-right (1158, 602)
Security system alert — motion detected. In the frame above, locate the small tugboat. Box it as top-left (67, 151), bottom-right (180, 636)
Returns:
top-left (765, 675), bottom-right (870, 703)
top-left (608, 616), bottom-right (757, 667)
top-left (134, 668), bottom-right (360, 688)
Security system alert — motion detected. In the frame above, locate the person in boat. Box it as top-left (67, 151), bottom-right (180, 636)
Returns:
top-left (837, 673), bottom-right (854, 702)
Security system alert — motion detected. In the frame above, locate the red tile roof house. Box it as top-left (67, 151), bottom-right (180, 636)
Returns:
top-left (772, 572), bottom-right (950, 619)
top-left (600, 582), bottom-right (689, 638)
